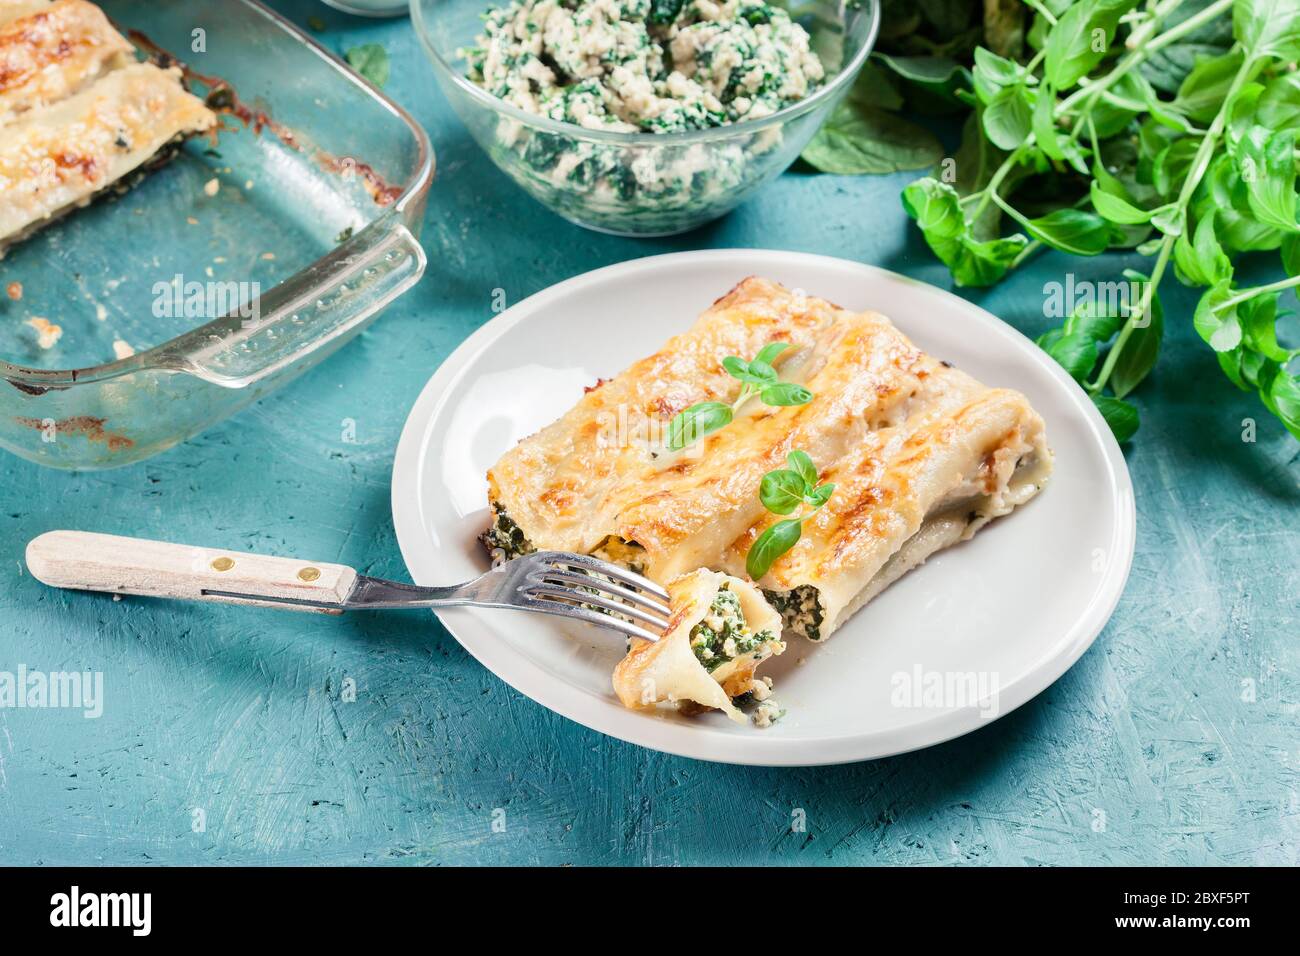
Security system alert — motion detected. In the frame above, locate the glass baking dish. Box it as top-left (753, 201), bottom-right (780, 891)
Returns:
top-left (0, 0), bottom-right (433, 469)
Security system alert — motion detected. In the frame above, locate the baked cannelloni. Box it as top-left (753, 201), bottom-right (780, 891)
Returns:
top-left (0, 0), bottom-right (133, 122)
top-left (613, 569), bottom-right (784, 724)
top-left (484, 276), bottom-right (1052, 718)
top-left (0, 1), bottom-right (216, 251)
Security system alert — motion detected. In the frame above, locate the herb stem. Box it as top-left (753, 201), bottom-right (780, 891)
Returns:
top-left (1089, 46), bottom-right (1258, 394)
top-left (1011, 239), bottom-right (1044, 269)
top-left (1022, 0), bottom-right (1057, 27)
top-left (969, 144), bottom-right (1028, 226)
top-left (1214, 274), bottom-right (1300, 313)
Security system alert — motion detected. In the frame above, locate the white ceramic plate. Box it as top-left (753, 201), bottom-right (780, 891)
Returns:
top-left (392, 251), bottom-right (1135, 766)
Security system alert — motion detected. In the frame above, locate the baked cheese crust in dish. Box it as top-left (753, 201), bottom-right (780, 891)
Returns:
top-left (613, 569), bottom-right (784, 724)
top-left (0, 0), bottom-right (133, 122)
top-left (484, 276), bottom-right (1053, 717)
top-left (0, 1), bottom-right (216, 250)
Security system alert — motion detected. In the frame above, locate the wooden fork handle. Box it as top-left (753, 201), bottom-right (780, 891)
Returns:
top-left (25, 530), bottom-right (357, 614)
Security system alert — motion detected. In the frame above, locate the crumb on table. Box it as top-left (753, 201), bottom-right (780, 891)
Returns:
top-left (26, 317), bottom-right (62, 349)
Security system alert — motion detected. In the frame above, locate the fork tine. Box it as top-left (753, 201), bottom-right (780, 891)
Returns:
top-left (523, 567), bottom-right (672, 618)
top-left (519, 596), bottom-right (662, 643)
top-left (532, 551), bottom-right (670, 602)
top-left (521, 582), bottom-right (669, 629)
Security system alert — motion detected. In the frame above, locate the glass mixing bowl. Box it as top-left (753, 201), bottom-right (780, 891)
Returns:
top-left (411, 0), bottom-right (880, 236)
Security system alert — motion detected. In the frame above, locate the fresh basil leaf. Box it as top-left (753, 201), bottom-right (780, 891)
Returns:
top-left (1193, 282), bottom-right (1243, 351)
top-left (1237, 126), bottom-right (1299, 232)
top-left (1262, 371), bottom-right (1300, 440)
top-left (901, 177), bottom-right (965, 240)
top-left (1137, 117), bottom-right (1181, 182)
top-left (1091, 394), bottom-right (1140, 442)
top-left (1174, 212), bottom-right (1232, 286)
top-left (983, 84), bottom-right (1033, 150)
top-left (1089, 96), bottom-right (1139, 138)
top-left (344, 44), bottom-right (390, 88)
top-left (1234, 0), bottom-right (1300, 61)
top-left (1239, 349), bottom-right (1277, 390)
top-left (1044, 0), bottom-right (1136, 89)
top-left (901, 178), bottom-right (1028, 286)
top-left (1149, 205), bottom-right (1183, 237)
top-left (956, 235), bottom-right (1031, 285)
top-left (843, 60), bottom-right (907, 112)
top-left (1226, 82), bottom-right (1266, 147)
top-left (786, 450), bottom-right (818, 490)
top-left (1141, 40), bottom-right (1233, 95)
top-left (1064, 300), bottom-right (1122, 342)
top-left (746, 518), bottom-right (803, 581)
top-left (806, 482), bottom-right (836, 508)
top-left (1110, 283), bottom-right (1164, 398)
top-left (759, 469), bottom-right (807, 515)
top-left (1238, 293), bottom-right (1292, 362)
top-left (1025, 208), bottom-right (1111, 256)
top-left (666, 401), bottom-right (732, 450)
top-left (1258, 71), bottom-right (1300, 129)
top-left (1046, 329), bottom-right (1099, 381)
top-left (760, 382), bottom-right (814, 406)
top-left (1152, 138), bottom-right (1199, 199)
top-left (722, 356), bottom-right (752, 381)
top-left (974, 46), bottom-right (1025, 88)
top-left (752, 342), bottom-right (790, 367)
top-left (874, 52), bottom-right (966, 86)
top-left (747, 358), bottom-right (779, 383)
top-left (1090, 181), bottom-right (1152, 224)
top-left (1058, 136), bottom-right (1092, 176)
top-left (1172, 48), bottom-right (1245, 123)
top-left (1216, 344), bottom-right (1250, 390)
top-left (802, 102), bottom-right (943, 174)
top-left (1282, 233), bottom-right (1300, 275)
top-left (1033, 80), bottom-right (1065, 161)
top-left (1194, 153), bottom-right (1286, 252)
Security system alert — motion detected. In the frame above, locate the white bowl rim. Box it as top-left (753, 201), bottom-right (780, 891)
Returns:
top-left (410, 0), bottom-right (882, 146)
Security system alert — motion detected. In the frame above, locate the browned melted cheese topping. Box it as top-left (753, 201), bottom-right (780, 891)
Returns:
top-left (487, 276), bottom-right (1053, 638)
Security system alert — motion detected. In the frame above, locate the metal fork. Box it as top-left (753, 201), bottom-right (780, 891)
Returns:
top-left (25, 531), bottom-right (670, 643)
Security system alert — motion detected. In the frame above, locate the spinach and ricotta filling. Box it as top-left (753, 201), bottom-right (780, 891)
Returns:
top-left (763, 584), bottom-right (824, 642)
top-left (462, 0), bottom-right (825, 134)
top-left (481, 504), bottom-right (534, 562)
top-left (689, 583), bottom-right (778, 671)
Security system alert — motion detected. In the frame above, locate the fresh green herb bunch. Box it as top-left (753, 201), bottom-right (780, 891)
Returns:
top-left (894, 0), bottom-right (1300, 442)
top-left (746, 450), bottom-right (836, 580)
top-left (667, 342), bottom-right (813, 449)
top-left (802, 0), bottom-right (1028, 174)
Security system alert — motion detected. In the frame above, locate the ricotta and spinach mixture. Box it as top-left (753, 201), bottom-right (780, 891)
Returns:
top-left (463, 0), bottom-right (824, 133)
top-left (690, 584), bottom-right (784, 725)
top-left (460, 0), bottom-right (827, 228)
top-left (689, 585), bottom-right (776, 671)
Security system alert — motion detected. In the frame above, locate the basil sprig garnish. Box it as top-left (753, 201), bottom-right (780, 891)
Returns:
top-left (746, 450), bottom-right (836, 581)
top-left (666, 343), bottom-right (812, 450)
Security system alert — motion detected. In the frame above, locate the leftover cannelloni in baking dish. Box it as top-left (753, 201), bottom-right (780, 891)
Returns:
top-left (483, 276), bottom-right (1053, 723)
top-left (0, 0), bottom-right (216, 251)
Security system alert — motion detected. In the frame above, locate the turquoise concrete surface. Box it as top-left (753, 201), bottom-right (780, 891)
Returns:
top-left (0, 1), bottom-right (1296, 866)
